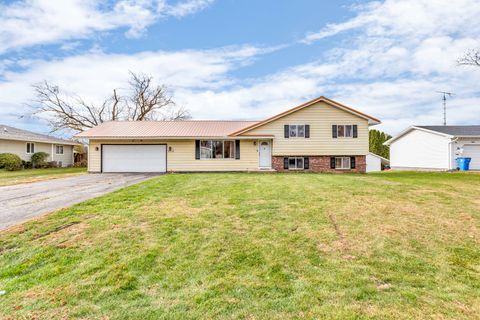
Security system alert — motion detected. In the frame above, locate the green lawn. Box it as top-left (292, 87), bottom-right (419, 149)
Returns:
top-left (0, 172), bottom-right (479, 319)
top-left (0, 167), bottom-right (87, 186)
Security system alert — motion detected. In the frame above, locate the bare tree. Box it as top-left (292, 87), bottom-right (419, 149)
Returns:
top-left (31, 72), bottom-right (190, 133)
top-left (458, 48), bottom-right (480, 67)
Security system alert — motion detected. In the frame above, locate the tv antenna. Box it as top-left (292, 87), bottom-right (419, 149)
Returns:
top-left (435, 91), bottom-right (454, 126)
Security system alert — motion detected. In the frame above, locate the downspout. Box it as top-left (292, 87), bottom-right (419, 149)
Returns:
top-left (449, 137), bottom-right (459, 170)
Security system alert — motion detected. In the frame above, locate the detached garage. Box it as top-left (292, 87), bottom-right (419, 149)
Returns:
top-left (385, 125), bottom-right (480, 171)
top-left (102, 145), bottom-right (167, 173)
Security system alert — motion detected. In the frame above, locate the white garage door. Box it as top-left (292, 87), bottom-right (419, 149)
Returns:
top-left (102, 145), bottom-right (167, 173)
top-left (463, 145), bottom-right (480, 170)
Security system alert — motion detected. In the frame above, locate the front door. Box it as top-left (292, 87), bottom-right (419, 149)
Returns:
top-left (259, 140), bottom-right (272, 168)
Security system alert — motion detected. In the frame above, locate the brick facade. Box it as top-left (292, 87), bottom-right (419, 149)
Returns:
top-left (272, 155), bottom-right (366, 173)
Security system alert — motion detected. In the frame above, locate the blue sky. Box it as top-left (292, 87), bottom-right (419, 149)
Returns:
top-left (1, 0), bottom-right (479, 137)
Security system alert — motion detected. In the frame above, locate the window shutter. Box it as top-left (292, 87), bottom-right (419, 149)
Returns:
top-left (284, 157), bottom-right (289, 169)
top-left (350, 156), bottom-right (356, 169)
top-left (353, 125), bottom-right (358, 138)
top-left (304, 157), bottom-right (309, 169)
top-left (332, 125), bottom-right (338, 138)
top-left (235, 140), bottom-right (240, 160)
top-left (330, 157), bottom-right (336, 169)
top-left (305, 125), bottom-right (310, 138)
top-left (195, 140), bottom-right (200, 160)
top-left (284, 125), bottom-right (289, 138)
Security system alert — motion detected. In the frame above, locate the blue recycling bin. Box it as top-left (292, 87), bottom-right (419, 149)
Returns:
top-left (456, 157), bottom-right (471, 171)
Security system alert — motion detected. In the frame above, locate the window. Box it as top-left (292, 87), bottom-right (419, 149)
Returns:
top-left (288, 157), bottom-right (304, 169)
top-left (335, 157), bottom-right (351, 169)
top-left (200, 140), bottom-right (235, 159)
top-left (26, 142), bottom-right (35, 154)
top-left (336, 125), bottom-right (353, 138)
top-left (55, 145), bottom-right (64, 155)
top-left (288, 125), bottom-right (305, 138)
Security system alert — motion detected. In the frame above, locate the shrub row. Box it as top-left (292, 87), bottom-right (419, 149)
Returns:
top-left (0, 152), bottom-right (63, 171)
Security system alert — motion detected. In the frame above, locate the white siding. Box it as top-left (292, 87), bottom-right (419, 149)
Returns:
top-left (366, 154), bottom-right (382, 172)
top-left (390, 129), bottom-right (450, 170)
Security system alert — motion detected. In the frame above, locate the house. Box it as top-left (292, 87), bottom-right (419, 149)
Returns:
top-left (0, 125), bottom-right (80, 167)
top-left (76, 96), bottom-right (381, 173)
top-left (384, 125), bottom-right (480, 171)
top-left (366, 152), bottom-right (389, 172)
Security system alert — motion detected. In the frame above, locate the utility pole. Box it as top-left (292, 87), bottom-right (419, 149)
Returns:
top-left (436, 91), bottom-right (454, 126)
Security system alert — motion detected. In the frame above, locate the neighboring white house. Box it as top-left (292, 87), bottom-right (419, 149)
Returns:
top-left (384, 126), bottom-right (480, 171)
top-left (0, 124), bottom-right (80, 167)
top-left (366, 152), bottom-right (389, 172)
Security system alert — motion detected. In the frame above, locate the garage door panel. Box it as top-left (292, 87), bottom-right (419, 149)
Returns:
top-left (102, 145), bottom-right (166, 172)
top-left (463, 145), bottom-right (480, 170)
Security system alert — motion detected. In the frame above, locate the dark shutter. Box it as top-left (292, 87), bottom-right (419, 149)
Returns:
top-left (284, 125), bottom-right (289, 138)
top-left (284, 157), bottom-right (289, 170)
top-left (305, 125), bottom-right (310, 138)
top-left (195, 140), bottom-right (200, 160)
top-left (353, 125), bottom-right (358, 138)
top-left (332, 125), bottom-right (338, 138)
top-left (235, 140), bottom-right (240, 160)
top-left (350, 156), bottom-right (356, 169)
top-left (304, 157), bottom-right (309, 169)
top-left (330, 157), bottom-right (336, 169)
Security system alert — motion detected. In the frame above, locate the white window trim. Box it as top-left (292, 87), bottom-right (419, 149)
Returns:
top-left (288, 157), bottom-right (305, 170)
top-left (288, 124), bottom-right (306, 138)
top-left (199, 140), bottom-right (236, 160)
top-left (336, 125), bottom-right (354, 138)
top-left (55, 145), bottom-right (64, 155)
top-left (26, 142), bottom-right (35, 154)
top-left (335, 157), bottom-right (351, 170)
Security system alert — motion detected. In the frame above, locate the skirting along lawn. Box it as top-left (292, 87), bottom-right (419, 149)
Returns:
top-left (0, 172), bottom-right (479, 319)
top-left (0, 167), bottom-right (87, 186)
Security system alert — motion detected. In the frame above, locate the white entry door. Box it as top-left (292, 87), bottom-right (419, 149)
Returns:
top-left (463, 144), bottom-right (480, 170)
top-left (259, 140), bottom-right (272, 168)
top-left (102, 145), bottom-right (167, 173)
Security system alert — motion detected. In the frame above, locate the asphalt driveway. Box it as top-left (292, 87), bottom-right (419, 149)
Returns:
top-left (0, 173), bottom-right (159, 230)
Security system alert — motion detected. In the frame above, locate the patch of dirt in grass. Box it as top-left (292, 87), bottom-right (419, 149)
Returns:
top-left (140, 199), bottom-right (203, 219)
top-left (3, 223), bottom-right (26, 235)
top-left (38, 222), bottom-right (91, 248)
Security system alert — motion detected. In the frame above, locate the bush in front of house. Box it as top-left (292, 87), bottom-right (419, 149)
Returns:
top-left (31, 152), bottom-right (49, 168)
top-left (73, 159), bottom-right (88, 168)
top-left (22, 160), bottom-right (33, 169)
top-left (0, 153), bottom-right (23, 171)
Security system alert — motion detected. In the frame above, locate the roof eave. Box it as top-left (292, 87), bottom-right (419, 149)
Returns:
top-left (0, 136), bottom-right (81, 146)
top-left (384, 126), bottom-right (455, 146)
top-left (79, 135), bottom-right (275, 140)
top-left (230, 96), bottom-right (381, 136)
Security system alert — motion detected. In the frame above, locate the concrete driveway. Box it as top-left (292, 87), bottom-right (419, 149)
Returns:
top-left (0, 173), bottom-right (159, 230)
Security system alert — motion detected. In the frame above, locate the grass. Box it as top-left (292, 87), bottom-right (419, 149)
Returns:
top-left (0, 172), bottom-right (479, 319)
top-left (0, 167), bottom-right (87, 186)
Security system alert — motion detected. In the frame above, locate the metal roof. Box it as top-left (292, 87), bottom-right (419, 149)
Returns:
top-left (416, 125), bottom-right (480, 136)
top-left (0, 124), bottom-right (80, 145)
top-left (76, 120), bottom-right (260, 138)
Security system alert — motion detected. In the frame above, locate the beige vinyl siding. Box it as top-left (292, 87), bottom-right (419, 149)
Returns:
top-left (0, 140), bottom-right (74, 166)
top-left (51, 145), bottom-right (74, 166)
top-left (243, 101), bottom-right (369, 156)
top-left (88, 139), bottom-right (260, 172)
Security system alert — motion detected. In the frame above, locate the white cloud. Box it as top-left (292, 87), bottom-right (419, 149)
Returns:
top-left (1, 0), bottom-right (480, 136)
top-left (0, 45), bottom-right (275, 129)
top-left (0, 0), bottom-right (214, 54)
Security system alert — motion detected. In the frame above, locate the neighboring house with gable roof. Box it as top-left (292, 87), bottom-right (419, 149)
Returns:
top-left (385, 125), bottom-right (480, 171)
top-left (77, 96), bottom-right (381, 173)
top-left (0, 125), bottom-right (80, 167)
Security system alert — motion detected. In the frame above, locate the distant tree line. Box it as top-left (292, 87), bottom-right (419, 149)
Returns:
top-left (369, 129), bottom-right (391, 159)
